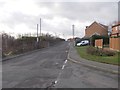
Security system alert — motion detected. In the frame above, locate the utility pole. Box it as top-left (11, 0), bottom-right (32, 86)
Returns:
top-left (72, 24), bottom-right (74, 39)
top-left (40, 18), bottom-right (41, 42)
top-left (37, 24), bottom-right (39, 48)
top-left (72, 24), bottom-right (75, 46)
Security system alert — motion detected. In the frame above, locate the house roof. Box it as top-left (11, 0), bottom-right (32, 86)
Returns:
top-left (86, 21), bottom-right (108, 31)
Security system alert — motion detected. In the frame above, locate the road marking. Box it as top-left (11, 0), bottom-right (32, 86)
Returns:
top-left (64, 59), bottom-right (68, 64)
top-left (62, 59), bottom-right (68, 69)
top-left (62, 65), bottom-right (65, 69)
top-left (52, 59), bottom-right (68, 87)
top-left (54, 80), bottom-right (58, 84)
top-left (54, 72), bottom-right (62, 85)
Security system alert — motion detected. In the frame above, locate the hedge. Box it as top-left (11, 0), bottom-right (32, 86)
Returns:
top-left (90, 35), bottom-right (109, 46)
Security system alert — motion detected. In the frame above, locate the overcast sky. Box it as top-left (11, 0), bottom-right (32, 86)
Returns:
top-left (0, 0), bottom-right (119, 39)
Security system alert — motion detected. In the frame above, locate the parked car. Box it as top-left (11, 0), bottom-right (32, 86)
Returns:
top-left (77, 40), bottom-right (89, 46)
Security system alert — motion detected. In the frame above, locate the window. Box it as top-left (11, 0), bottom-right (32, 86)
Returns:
top-left (115, 26), bottom-right (118, 30)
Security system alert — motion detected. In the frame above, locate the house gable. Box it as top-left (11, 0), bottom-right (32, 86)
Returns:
top-left (86, 21), bottom-right (107, 31)
top-left (90, 32), bottom-right (100, 37)
top-left (85, 21), bottom-right (108, 37)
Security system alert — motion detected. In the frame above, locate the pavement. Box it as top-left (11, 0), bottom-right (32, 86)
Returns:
top-left (67, 42), bottom-right (119, 74)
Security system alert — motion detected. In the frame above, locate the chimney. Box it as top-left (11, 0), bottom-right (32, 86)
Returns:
top-left (86, 26), bottom-right (88, 29)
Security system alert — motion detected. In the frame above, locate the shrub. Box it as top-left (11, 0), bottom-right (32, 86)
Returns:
top-left (87, 46), bottom-right (116, 56)
top-left (102, 49), bottom-right (116, 56)
top-left (86, 46), bottom-right (97, 55)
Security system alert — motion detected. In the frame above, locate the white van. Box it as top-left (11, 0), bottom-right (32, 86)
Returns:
top-left (77, 40), bottom-right (89, 46)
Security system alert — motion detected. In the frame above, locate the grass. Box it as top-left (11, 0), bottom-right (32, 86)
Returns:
top-left (76, 46), bottom-right (120, 65)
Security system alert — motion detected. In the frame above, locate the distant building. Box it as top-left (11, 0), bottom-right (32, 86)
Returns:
top-left (84, 21), bottom-right (108, 38)
top-left (67, 38), bottom-right (73, 42)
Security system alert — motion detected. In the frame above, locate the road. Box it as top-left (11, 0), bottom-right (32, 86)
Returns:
top-left (2, 41), bottom-right (118, 88)
top-left (55, 61), bottom-right (118, 88)
top-left (3, 42), bottom-right (68, 88)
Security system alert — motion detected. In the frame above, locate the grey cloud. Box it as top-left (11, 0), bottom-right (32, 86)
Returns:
top-left (56, 2), bottom-right (117, 23)
top-left (1, 12), bottom-right (30, 29)
top-left (35, 2), bottom-right (118, 24)
top-left (37, 2), bottom-right (118, 37)
top-left (1, 12), bottom-right (43, 30)
top-left (1, 1), bottom-right (118, 38)
top-left (2, 2), bottom-right (118, 26)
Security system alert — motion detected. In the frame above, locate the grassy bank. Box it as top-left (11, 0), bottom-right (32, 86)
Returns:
top-left (76, 46), bottom-right (119, 65)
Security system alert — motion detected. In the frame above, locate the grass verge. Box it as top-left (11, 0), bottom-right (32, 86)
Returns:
top-left (76, 46), bottom-right (119, 65)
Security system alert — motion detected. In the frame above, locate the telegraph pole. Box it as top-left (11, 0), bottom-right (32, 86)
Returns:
top-left (72, 25), bottom-right (74, 40)
top-left (40, 18), bottom-right (41, 41)
top-left (72, 24), bottom-right (75, 46)
top-left (37, 24), bottom-right (39, 48)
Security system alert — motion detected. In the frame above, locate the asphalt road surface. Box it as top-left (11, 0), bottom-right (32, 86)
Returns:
top-left (55, 61), bottom-right (118, 88)
top-left (2, 41), bottom-right (118, 88)
top-left (3, 41), bottom-right (68, 88)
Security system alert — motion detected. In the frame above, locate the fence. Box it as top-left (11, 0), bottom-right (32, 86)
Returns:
top-left (95, 39), bottom-right (103, 48)
top-left (110, 37), bottom-right (120, 51)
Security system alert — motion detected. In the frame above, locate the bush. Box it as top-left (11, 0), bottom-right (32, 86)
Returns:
top-left (86, 46), bottom-right (97, 55)
top-left (87, 46), bottom-right (116, 56)
top-left (102, 49), bottom-right (116, 56)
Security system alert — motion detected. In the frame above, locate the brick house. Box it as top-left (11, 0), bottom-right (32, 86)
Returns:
top-left (110, 22), bottom-right (120, 51)
top-left (111, 22), bottom-right (120, 37)
top-left (85, 21), bottom-right (108, 38)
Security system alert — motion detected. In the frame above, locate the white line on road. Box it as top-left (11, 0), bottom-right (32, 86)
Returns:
top-left (64, 59), bottom-right (68, 64)
top-left (62, 65), bottom-right (65, 69)
top-left (64, 60), bottom-right (67, 64)
top-left (62, 60), bottom-right (68, 69)
top-left (53, 59), bottom-right (68, 87)
top-left (55, 80), bottom-right (58, 84)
